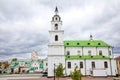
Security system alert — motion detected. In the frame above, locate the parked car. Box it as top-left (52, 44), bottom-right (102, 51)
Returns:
top-left (42, 71), bottom-right (47, 77)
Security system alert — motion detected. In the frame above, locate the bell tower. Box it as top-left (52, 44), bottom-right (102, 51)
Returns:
top-left (48, 6), bottom-right (65, 77)
top-left (50, 6), bottom-right (63, 44)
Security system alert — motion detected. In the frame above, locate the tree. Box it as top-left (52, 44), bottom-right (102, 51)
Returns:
top-left (12, 58), bottom-right (17, 61)
top-left (4, 62), bottom-right (9, 69)
top-left (70, 65), bottom-right (82, 80)
top-left (55, 63), bottom-right (65, 80)
top-left (0, 62), bottom-right (2, 68)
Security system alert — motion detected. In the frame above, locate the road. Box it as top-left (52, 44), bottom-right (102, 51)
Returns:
top-left (0, 74), bottom-right (116, 80)
top-left (0, 74), bottom-right (43, 80)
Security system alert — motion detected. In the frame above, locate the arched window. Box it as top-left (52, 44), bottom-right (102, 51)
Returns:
top-left (80, 62), bottom-right (83, 68)
top-left (68, 62), bottom-right (71, 69)
top-left (55, 24), bottom-right (58, 30)
top-left (104, 61), bottom-right (108, 68)
top-left (92, 62), bottom-right (95, 69)
top-left (55, 35), bottom-right (58, 41)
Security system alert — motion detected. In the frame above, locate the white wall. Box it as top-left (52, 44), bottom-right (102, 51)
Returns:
top-left (66, 60), bottom-right (85, 75)
top-left (111, 59), bottom-right (118, 76)
top-left (85, 60), bottom-right (111, 76)
top-left (65, 46), bottom-right (112, 57)
top-left (43, 59), bottom-right (48, 71)
top-left (49, 31), bottom-right (64, 44)
top-left (83, 47), bottom-right (96, 56)
top-left (51, 21), bottom-right (62, 31)
top-left (48, 56), bottom-right (65, 77)
top-left (48, 45), bottom-right (64, 55)
top-left (65, 47), bottom-right (82, 55)
top-left (65, 59), bottom-right (114, 76)
top-left (97, 47), bottom-right (109, 56)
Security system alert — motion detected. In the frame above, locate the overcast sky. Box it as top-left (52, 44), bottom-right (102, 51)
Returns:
top-left (0, 0), bottom-right (120, 61)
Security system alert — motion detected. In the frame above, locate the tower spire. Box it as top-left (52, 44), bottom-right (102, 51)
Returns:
top-left (55, 6), bottom-right (58, 14)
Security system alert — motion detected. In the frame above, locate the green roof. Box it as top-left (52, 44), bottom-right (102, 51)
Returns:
top-left (65, 55), bottom-right (110, 60)
top-left (64, 40), bottom-right (111, 47)
top-left (9, 59), bottom-right (43, 69)
top-left (29, 67), bottom-right (34, 71)
top-left (9, 61), bottom-right (19, 68)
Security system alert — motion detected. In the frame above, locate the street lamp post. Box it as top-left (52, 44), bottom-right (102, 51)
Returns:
top-left (54, 64), bottom-right (55, 80)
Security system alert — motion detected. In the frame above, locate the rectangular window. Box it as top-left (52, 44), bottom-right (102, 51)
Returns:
top-left (67, 51), bottom-right (70, 55)
top-left (68, 62), bottom-right (71, 69)
top-left (80, 62), bottom-right (83, 68)
top-left (92, 62), bottom-right (95, 69)
top-left (99, 50), bottom-right (102, 56)
top-left (88, 50), bottom-right (91, 56)
top-left (77, 50), bottom-right (81, 55)
top-left (34, 67), bottom-right (38, 70)
top-left (109, 50), bottom-right (111, 56)
top-left (104, 61), bottom-right (108, 68)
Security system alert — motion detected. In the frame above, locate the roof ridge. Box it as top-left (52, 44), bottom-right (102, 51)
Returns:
top-left (64, 40), bottom-right (111, 47)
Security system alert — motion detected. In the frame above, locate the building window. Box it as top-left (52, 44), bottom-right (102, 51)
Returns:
top-left (34, 67), bottom-right (38, 70)
top-left (109, 50), bottom-right (111, 56)
top-left (104, 61), bottom-right (108, 68)
top-left (92, 62), bottom-right (95, 69)
top-left (99, 50), bottom-right (102, 56)
top-left (88, 50), bottom-right (91, 56)
top-left (67, 51), bottom-right (70, 55)
top-left (55, 24), bottom-right (58, 30)
top-left (80, 62), bottom-right (83, 68)
top-left (77, 50), bottom-right (81, 55)
top-left (55, 35), bottom-right (58, 41)
top-left (55, 17), bottom-right (57, 20)
top-left (68, 62), bottom-right (71, 69)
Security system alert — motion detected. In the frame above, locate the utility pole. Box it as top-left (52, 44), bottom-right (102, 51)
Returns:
top-left (54, 64), bottom-right (55, 80)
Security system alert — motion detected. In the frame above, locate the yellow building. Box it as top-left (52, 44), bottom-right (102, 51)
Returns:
top-left (115, 56), bottom-right (120, 76)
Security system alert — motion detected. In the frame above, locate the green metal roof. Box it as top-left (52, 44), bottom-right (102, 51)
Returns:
top-left (64, 40), bottom-right (111, 47)
top-left (65, 55), bottom-right (110, 60)
top-left (9, 61), bottom-right (19, 68)
top-left (9, 59), bottom-right (43, 69)
top-left (29, 67), bottom-right (34, 71)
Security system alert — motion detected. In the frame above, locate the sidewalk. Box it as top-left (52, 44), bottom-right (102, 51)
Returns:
top-left (7, 77), bottom-right (114, 80)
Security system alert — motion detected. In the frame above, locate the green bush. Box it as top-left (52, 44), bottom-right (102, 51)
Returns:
top-left (55, 63), bottom-right (65, 80)
top-left (70, 65), bottom-right (82, 80)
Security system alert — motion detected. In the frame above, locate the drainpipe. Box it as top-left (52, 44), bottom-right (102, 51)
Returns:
top-left (110, 58), bottom-right (112, 76)
top-left (84, 59), bottom-right (86, 76)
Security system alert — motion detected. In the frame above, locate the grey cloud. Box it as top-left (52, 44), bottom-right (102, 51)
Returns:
top-left (0, 29), bottom-right (48, 56)
top-left (0, 0), bottom-right (120, 60)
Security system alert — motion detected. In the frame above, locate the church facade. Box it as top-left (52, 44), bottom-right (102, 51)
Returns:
top-left (47, 7), bottom-right (117, 77)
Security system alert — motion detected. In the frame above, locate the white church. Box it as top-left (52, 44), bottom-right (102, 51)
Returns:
top-left (47, 6), bottom-right (117, 77)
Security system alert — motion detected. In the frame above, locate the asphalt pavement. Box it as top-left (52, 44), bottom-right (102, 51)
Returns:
top-left (0, 74), bottom-right (43, 80)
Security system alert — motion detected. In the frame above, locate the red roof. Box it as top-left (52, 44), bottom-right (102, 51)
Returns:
top-left (115, 56), bottom-right (120, 60)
